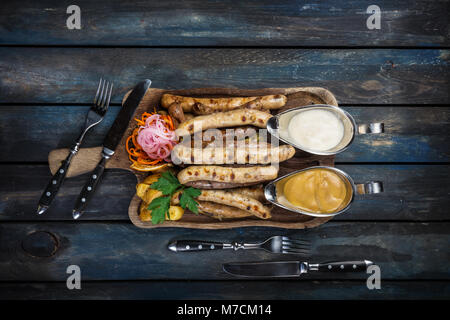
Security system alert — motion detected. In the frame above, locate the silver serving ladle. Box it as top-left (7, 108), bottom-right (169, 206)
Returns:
top-left (266, 104), bottom-right (384, 156)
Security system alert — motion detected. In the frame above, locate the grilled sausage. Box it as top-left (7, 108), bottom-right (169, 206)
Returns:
top-left (183, 113), bottom-right (195, 122)
top-left (197, 201), bottom-right (253, 219)
top-left (192, 95), bottom-right (287, 115)
top-left (168, 103), bottom-right (185, 124)
top-left (230, 185), bottom-right (266, 203)
top-left (177, 165), bottom-right (278, 185)
top-left (171, 189), bottom-right (271, 219)
top-left (176, 109), bottom-right (272, 136)
top-left (185, 126), bottom-right (257, 149)
top-left (183, 180), bottom-right (262, 189)
top-left (172, 144), bottom-right (295, 164)
top-left (161, 94), bottom-right (286, 113)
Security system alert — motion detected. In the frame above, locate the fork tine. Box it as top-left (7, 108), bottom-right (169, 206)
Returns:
top-left (282, 239), bottom-right (310, 246)
top-left (103, 82), bottom-right (113, 111)
top-left (96, 80), bottom-right (107, 108)
top-left (282, 236), bottom-right (310, 243)
top-left (282, 249), bottom-right (310, 255)
top-left (100, 81), bottom-right (110, 108)
top-left (283, 242), bottom-right (310, 248)
top-left (93, 78), bottom-right (104, 105)
top-left (283, 245), bottom-right (310, 251)
top-left (282, 248), bottom-right (309, 253)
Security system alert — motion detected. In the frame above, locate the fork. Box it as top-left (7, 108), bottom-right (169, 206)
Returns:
top-left (36, 79), bottom-right (113, 215)
top-left (168, 236), bottom-right (310, 255)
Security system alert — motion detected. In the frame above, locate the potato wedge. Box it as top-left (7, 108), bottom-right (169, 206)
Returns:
top-left (139, 202), bottom-right (152, 221)
top-left (168, 206), bottom-right (184, 221)
top-left (142, 188), bottom-right (163, 204)
top-left (136, 183), bottom-right (150, 199)
top-left (139, 202), bottom-right (184, 222)
top-left (143, 173), bottom-right (162, 185)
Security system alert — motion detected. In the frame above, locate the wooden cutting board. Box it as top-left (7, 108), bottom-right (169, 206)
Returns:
top-left (49, 86), bottom-right (338, 229)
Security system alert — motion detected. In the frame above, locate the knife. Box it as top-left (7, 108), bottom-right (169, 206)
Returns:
top-left (72, 79), bottom-right (151, 219)
top-left (223, 260), bottom-right (373, 278)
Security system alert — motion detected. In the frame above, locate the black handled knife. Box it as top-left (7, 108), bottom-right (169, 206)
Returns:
top-left (72, 79), bottom-right (151, 219)
top-left (223, 260), bottom-right (373, 278)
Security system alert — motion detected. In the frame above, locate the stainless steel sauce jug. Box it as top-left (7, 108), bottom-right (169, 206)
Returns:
top-left (264, 166), bottom-right (383, 217)
top-left (266, 104), bottom-right (384, 155)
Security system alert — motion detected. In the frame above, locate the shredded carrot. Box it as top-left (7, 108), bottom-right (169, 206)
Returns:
top-left (126, 111), bottom-right (176, 167)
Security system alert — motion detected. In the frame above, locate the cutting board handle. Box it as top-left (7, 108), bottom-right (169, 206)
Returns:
top-left (48, 146), bottom-right (104, 178)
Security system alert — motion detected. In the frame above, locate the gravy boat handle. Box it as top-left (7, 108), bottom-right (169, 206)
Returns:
top-left (357, 122), bottom-right (384, 134)
top-left (355, 181), bottom-right (383, 194)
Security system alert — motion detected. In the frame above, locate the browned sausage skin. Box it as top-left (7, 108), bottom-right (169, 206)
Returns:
top-left (192, 95), bottom-right (287, 115)
top-left (172, 143), bottom-right (295, 165)
top-left (176, 109), bottom-right (272, 136)
top-left (177, 165), bottom-right (279, 185)
top-left (197, 201), bottom-right (253, 219)
top-left (161, 94), bottom-right (287, 114)
top-left (168, 103), bottom-right (185, 124)
top-left (183, 180), bottom-right (262, 189)
top-left (171, 189), bottom-right (271, 219)
top-left (230, 185), bottom-right (266, 203)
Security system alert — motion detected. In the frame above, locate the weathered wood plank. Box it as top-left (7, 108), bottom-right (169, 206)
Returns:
top-left (0, 0), bottom-right (448, 46)
top-left (1, 164), bottom-right (448, 221)
top-left (0, 280), bottom-right (448, 300)
top-left (0, 106), bottom-right (448, 163)
top-left (0, 164), bottom-right (137, 220)
top-left (0, 106), bottom-right (121, 163)
top-left (0, 48), bottom-right (448, 104)
top-left (0, 222), bottom-right (448, 281)
top-left (343, 106), bottom-right (450, 162)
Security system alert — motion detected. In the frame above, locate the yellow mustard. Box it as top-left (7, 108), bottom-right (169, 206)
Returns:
top-left (282, 168), bottom-right (348, 214)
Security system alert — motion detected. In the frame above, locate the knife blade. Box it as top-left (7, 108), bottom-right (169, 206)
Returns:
top-left (72, 79), bottom-right (151, 219)
top-left (223, 260), bottom-right (373, 278)
top-left (102, 79), bottom-right (151, 153)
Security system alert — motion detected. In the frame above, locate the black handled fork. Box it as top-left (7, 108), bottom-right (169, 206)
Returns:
top-left (37, 79), bottom-right (113, 215)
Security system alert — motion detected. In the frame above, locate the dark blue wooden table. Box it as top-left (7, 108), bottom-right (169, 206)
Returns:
top-left (0, 0), bottom-right (449, 299)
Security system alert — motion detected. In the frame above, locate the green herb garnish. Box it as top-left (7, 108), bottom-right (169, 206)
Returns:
top-left (147, 196), bottom-right (171, 225)
top-left (179, 187), bottom-right (202, 213)
top-left (150, 171), bottom-right (181, 195)
top-left (148, 171), bottom-right (201, 224)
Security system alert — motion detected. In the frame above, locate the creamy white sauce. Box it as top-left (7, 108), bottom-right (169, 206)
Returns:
top-left (287, 109), bottom-right (344, 152)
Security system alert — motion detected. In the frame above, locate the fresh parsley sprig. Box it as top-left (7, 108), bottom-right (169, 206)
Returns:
top-left (148, 171), bottom-right (201, 224)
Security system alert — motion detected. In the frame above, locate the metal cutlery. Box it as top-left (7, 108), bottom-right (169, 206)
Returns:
top-left (37, 79), bottom-right (113, 215)
top-left (223, 260), bottom-right (373, 278)
top-left (168, 236), bottom-right (310, 255)
top-left (72, 79), bottom-right (151, 219)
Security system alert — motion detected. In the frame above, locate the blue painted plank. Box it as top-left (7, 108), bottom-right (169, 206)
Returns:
top-left (0, 106), bottom-right (448, 163)
top-left (0, 221), bottom-right (448, 281)
top-left (0, 280), bottom-right (448, 300)
top-left (1, 164), bottom-right (448, 221)
top-left (0, 0), bottom-right (448, 46)
top-left (0, 48), bottom-right (448, 104)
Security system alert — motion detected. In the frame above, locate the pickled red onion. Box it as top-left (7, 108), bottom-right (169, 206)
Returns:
top-left (137, 114), bottom-right (177, 162)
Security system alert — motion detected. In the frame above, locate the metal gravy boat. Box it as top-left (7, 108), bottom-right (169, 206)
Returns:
top-left (266, 104), bottom-right (384, 155)
top-left (264, 166), bottom-right (383, 217)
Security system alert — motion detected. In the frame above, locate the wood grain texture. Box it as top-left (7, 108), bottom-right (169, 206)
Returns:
top-left (1, 106), bottom-right (448, 163)
top-left (2, 164), bottom-right (448, 222)
top-left (0, 0), bottom-right (448, 46)
top-left (48, 147), bottom-right (106, 177)
top-left (0, 48), bottom-right (449, 104)
top-left (46, 86), bottom-right (338, 229)
top-left (0, 221), bottom-right (448, 281)
top-left (0, 165), bottom-right (137, 221)
top-left (46, 87), bottom-right (337, 177)
top-left (0, 0), bottom-right (448, 300)
top-left (0, 280), bottom-right (448, 300)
